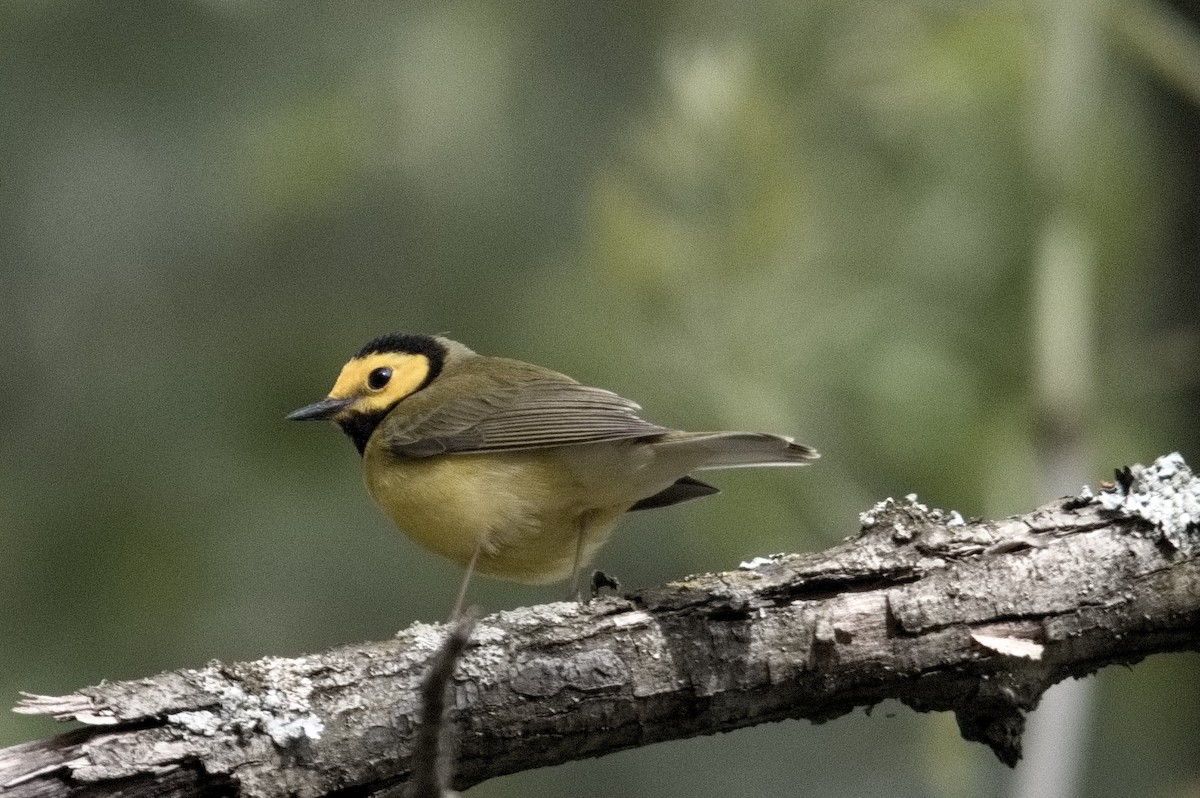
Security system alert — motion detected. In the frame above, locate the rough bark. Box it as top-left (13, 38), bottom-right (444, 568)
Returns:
top-left (2, 453), bottom-right (1199, 798)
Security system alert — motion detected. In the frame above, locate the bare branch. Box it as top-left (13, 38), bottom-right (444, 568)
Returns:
top-left (2, 453), bottom-right (1199, 798)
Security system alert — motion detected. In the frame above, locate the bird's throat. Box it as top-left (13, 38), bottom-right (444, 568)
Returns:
top-left (339, 410), bottom-right (389, 456)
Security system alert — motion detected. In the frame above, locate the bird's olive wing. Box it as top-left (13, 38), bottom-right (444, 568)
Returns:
top-left (381, 379), bottom-right (671, 458)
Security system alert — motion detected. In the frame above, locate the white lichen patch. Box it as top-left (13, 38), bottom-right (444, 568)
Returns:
top-left (859, 495), bottom-right (967, 531)
top-left (1093, 452), bottom-right (1200, 550)
top-left (165, 658), bottom-right (325, 746)
top-left (470, 622), bottom-right (507, 645)
top-left (261, 713), bottom-right (325, 747)
top-left (494, 601), bottom-right (585, 629)
top-left (399, 620), bottom-right (452, 652)
top-left (394, 618), bottom-right (508, 688)
top-left (168, 710), bottom-right (221, 736)
top-left (449, 621), bottom-right (507, 679)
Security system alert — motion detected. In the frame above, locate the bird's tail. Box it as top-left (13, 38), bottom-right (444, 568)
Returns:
top-left (651, 431), bottom-right (819, 470)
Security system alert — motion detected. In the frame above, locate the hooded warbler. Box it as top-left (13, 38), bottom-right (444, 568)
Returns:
top-left (288, 332), bottom-right (817, 614)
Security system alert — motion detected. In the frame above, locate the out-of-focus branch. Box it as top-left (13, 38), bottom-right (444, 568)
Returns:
top-left (1115, 0), bottom-right (1200, 108)
top-left (406, 612), bottom-right (477, 798)
top-left (2, 454), bottom-right (1199, 798)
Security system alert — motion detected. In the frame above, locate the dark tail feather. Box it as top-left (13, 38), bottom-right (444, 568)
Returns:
top-left (628, 475), bottom-right (720, 512)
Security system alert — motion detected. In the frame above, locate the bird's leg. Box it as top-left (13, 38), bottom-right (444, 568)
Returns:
top-left (449, 543), bottom-right (482, 622)
top-left (566, 511), bottom-right (592, 601)
top-left (590, 569), bottom-right (621, 598)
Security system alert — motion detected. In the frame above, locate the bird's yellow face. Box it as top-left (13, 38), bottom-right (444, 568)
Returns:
top-left (325, 351), bottom-right (433, 417)
top-left (287, 332), bottom-right (450, 453)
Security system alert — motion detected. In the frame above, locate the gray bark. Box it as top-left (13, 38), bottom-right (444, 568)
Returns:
top-left (2, 453), bottom-right (1199, 798)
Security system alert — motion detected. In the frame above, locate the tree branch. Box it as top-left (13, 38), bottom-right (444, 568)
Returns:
top-left (3, 453), bottom-right (1199, 798)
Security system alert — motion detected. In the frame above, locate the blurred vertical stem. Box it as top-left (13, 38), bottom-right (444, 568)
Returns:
top-left (1015, 1), bottom-right (1104, 797)
top-left (1031, 214), bottom-right (1094, 495)
top-left (1016, 212), bottom-right (1096, 798)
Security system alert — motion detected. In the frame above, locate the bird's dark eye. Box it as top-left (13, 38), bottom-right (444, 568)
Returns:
top-left (367, 367), bottom-right (393, 391)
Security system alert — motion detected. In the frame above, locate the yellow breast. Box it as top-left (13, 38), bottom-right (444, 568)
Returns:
top-left (361, 445), bottom-right (628, 584)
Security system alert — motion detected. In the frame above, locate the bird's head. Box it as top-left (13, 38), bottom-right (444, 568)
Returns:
top-left (287, 332), bottom-right (458, 453)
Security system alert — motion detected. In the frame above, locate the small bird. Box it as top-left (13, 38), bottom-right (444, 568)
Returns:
top-left (288, 332), bottom-right (817, 616)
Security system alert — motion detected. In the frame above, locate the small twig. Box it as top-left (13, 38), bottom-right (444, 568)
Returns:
top-left (407, 610), bottom-right (478, 798)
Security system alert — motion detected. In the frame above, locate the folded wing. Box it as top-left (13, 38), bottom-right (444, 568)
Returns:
top-left (381, 379), bottom-right (671, 458)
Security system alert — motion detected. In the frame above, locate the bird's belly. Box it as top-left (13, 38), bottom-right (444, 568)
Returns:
top-left (363, 448), bottom-right (627, 584)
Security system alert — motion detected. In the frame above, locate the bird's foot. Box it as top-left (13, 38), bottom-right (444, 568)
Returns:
top-left (589, 569), bottom-right (621, 599)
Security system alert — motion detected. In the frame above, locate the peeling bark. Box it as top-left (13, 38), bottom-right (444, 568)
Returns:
top-left (2, 454), bottom-right (1199, 798)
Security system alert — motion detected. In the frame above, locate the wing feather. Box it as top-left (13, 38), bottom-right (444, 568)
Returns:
top-left (382, 378), bottom-right (670, 458)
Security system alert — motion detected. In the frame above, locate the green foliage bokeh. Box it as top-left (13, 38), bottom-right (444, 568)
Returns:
top-left (2, 2), bottom-right (1197, 797)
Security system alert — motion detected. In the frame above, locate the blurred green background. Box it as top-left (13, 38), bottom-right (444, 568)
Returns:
top-left (3, 1), bottom-right (1199, 796)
